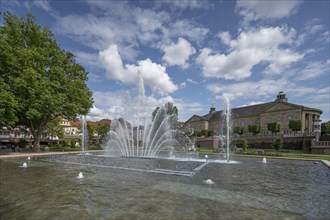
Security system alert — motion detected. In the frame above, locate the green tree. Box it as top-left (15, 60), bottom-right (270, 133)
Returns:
top-left (0, 12), bottom-right (93, 151)
top-left (0, 78), bottom-right (18, 126)
top-left (233, 127), bottom-right (244, 135)
top-left (321, 121), bottom-right (330, 136)
top-left (248, 125), bottom-right (260, 135)
top-left (87, 123), bottom-right (94, 142)
top-left (289, 120), bottom-right (302, 133)
top-left (44, 117), bottom-right (64, 139)
top-left (267, 123), bottom-right (280, 134)
top-left (95, 123), bottom-right (111, 144)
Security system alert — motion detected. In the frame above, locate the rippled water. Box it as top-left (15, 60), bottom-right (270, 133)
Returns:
top-left (0, 155), bottom-right (329, 220)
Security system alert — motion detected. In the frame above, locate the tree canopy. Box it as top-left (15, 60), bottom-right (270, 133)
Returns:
top-left (289, 120), bottom-right (302, 133)
top-left (152, 102), bottom-right (178, 122)
top-left (0, 12), bottom-right (93, 150)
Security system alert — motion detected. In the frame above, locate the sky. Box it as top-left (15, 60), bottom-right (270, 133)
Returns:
top-left (1, 0), bottom-right (329, 123)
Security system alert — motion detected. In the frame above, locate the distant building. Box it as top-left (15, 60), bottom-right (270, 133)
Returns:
top-left (0, 118), bottom-right (111, 147)
top-left (185, 92), bottom-right (322, 135)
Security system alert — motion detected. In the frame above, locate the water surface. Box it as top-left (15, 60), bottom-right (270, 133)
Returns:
top-left (0, 155), bottom-right (329, 220)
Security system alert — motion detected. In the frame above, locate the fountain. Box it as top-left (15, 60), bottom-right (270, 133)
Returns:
top-left (262, 157), bottom-right (267, 163)
top-left (204, 179), bottom-right (215, 184)
top-left (22, 162), bottom-right (27, 168)
top-left (76, 172), bottom-right (84, 179)
top-left (219, 97), bottom-right (232, 163)
top-left (81, 115), bottom-right (88, 152)
top-left (104, 74), bottom-right (187, 158)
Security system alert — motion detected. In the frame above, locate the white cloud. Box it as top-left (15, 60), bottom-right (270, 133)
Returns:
top-left (187, 79), bottom-right (198, 84)
top-left (296, 60), bottom-right (329, 80)
top-left (88, 89), bottom-right (179, 123)
top-left (33, 0), bottom-right (52, 12)
top-left (172, 98), bottom-right (205, 121)
top-left (297, 18), bottom-right (329, 46)
top-left (159, 0), bottom-right (210, 10)
top-left (54, 1), bottom-right (208, 63)
top-left (168, 19), bottom-right (209, 45)
top-left (55, 12), bottom-right (140, 61)
top-left (162, 38), bottom-right (196, 69)
top-left (236, 0), bottom-right (302, 23)
top-left (206, 78), bottom-right (291, 101)
top-left (179, 82), bottom-right (187, 88)
top-left (197, 26), bottom-right (303, 80)
top-left (87, 106), bottom-right (108, 121)
top-left (74, 50), bottom-right (99, 68)
top-left (99, 44), bottom-right (178, 94)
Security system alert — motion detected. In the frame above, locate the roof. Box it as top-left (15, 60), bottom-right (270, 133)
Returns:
top-left (232, 102), bottom-right (274, 117)
top-left (70, 120), bottom-right (81, 127)
top-left (202, 102), bottom-right (273, 119)
top-left (87, 119), bottom-right (111, 128)
top-left (196, 100), bottom-right (322, 121)
top-left (185, 114), bottom-right (209, 124)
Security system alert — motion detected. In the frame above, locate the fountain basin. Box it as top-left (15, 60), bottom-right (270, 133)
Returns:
top-left (0, 155), bottom-right (329, 219)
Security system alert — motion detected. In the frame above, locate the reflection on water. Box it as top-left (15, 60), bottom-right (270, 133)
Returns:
top-left (0, 155), bottom-right (329, 220)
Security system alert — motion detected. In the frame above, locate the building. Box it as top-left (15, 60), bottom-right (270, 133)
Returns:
top-left (185, 92), bottom-right (322, 136)
top-left (60, 118), bottom-right (81, 135)
top-left (0, 118), bottom-right (111, 147)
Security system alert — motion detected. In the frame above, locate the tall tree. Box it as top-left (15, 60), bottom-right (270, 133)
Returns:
top-left (0, 12), bottom-right (93, 151)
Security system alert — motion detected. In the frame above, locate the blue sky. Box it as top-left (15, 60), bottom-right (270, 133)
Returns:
top-left (2, 0), bottom-right (329, 123)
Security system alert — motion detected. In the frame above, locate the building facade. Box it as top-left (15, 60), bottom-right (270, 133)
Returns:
top-left (185, 92), bottom-right (322, 136)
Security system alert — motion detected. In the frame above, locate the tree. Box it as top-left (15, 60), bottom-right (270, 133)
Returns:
top-left (267, 123), bottom-right (280, 134)
top-left (248, 125), bottom-right (260, 135)
top-left (233, 127), bottom-right (244, 135)
top-left (0, 78), bottom-right (18, 126)
top-left (152, 102), bottom-right (178, 122)
top-left (0, 12), bottom-right (93, 151)
top-left (321, 121), bottom-right (330, 136)
top-left (95, 123), bottom-right (111, 144)
top-left (289, 120), bottom-right (302, 133)
top-left (86, 123), bottom-right (94, 143)
top-left (44, 117), bottom-right (64, 140)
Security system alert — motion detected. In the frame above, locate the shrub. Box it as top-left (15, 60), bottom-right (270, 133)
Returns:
top-left (273, 138), bottom-right (283, 151)
top-left (232, 138), bottom-right (249, 152)
top-left (18, 139), bottom-right (28, 148)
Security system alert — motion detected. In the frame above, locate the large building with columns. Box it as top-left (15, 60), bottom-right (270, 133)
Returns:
top-left (185, 92), bottom-right (322, 136)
